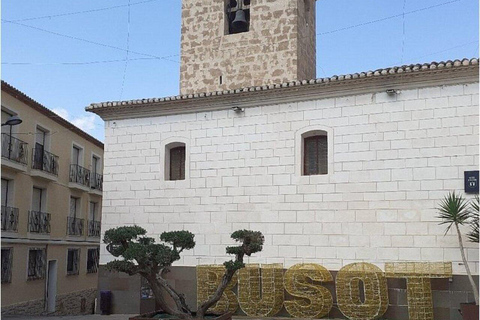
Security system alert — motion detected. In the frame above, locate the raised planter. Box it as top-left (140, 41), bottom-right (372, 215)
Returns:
top-left (129, 311), bottom-right (232, 320)
top-left (459, 303), bottom-right (479, 320)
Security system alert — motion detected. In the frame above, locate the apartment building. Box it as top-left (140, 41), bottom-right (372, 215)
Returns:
top-left (1, 81), bottom-right (103, 315)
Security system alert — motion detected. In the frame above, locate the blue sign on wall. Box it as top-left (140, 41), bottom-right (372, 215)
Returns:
top-left (465, 171), bottom-right (479, 194)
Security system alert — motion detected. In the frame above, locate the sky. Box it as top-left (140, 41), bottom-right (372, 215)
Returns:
top-left (2, 0), bottom-right (478, 142)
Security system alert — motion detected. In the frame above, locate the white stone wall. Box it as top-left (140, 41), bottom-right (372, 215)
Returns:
top-left (101, 83), bottom-right (479, 275)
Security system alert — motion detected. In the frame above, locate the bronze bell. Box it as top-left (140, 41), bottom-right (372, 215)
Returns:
top-left (232, 9), bottom-right (248, 31)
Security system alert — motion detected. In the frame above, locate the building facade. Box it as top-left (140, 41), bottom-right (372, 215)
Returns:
top-left (87, 0), bottom-right (478, 318)
top-left (1, 81), bottom-right (104, 315)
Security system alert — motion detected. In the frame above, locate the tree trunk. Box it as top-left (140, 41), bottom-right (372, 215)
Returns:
top-left (196, 270), bottom-right (235, 318)
top-left (157, 275), bottom-right (192, 315)
top-left (147, 276), bottom-right (193, 319)
top-left (455, 223), bottom-right (479, 305)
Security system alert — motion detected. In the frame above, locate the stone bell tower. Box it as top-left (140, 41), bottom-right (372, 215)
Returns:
top-left (180, 0), bottom-right (316, 95)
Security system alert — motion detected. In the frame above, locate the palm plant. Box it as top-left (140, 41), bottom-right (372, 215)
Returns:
top-left (468, 195), bottom-right (479, 243)
top-left (437, 191), bottom-right (479, 305)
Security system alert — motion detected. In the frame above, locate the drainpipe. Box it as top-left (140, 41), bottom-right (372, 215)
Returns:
top-left (44, 243), bottom-right (49, 313)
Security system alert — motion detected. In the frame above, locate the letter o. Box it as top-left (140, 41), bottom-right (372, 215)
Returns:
top-left (336, 263), bottom-right (388, 320)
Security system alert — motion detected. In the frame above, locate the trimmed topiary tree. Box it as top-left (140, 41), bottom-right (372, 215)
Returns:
top-left (103, 226), bottom-right (264, 319)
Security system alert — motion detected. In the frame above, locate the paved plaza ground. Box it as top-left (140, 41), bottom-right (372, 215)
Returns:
top-left (2, 315), bottom-right (136, 320)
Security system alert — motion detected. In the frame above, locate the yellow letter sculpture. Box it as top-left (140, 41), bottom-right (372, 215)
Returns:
top-left (284, 263), bottom-right (334, 318)
top-left (196, 265), bottom-right (239, 314)
top-left (336, 263), bottom-right (389, 320)
top-left (238, 264), bottom-right (284, 317)
top-left (385, 262), bottom-right (452, 320)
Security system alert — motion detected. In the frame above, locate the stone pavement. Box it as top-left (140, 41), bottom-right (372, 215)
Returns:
top-left (2, 315), bottom-right (136, 320)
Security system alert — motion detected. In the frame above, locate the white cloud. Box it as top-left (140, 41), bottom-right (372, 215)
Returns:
top-left (52, 108), bottom-right (69, 120)
top-left (52, 108), bottom-right (96, 132)
top-left (71, 115), bottom-right (96, 131)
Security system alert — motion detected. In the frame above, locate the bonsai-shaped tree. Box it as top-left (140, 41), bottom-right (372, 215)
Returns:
top-left (104, 226), bottom-right (264, 319)
top-left (437, 191), bottom-right (479, 305)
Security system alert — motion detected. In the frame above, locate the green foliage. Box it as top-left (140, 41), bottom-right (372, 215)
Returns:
top-left (102, 226), bottom-right (196, 275)
top-left (223, 260), bottom-right (245, 272)
top-left (468, 195), bottom-right (479, 243)
top-left (105, 260), bottom-right (138, 275)
top-left (160, 231), bottom-right (196, 251)
top-left (224, 230), bottom-right (264, 272)
top-left (437, 191), bottom-right (470, 234)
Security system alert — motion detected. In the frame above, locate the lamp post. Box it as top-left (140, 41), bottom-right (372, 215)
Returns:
top-left (1, 115), bottom-right (23, 160)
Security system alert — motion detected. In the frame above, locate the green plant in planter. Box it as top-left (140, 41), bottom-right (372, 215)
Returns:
top-left (437, 192), bottom-right (479, 306)
top-left (104, 226), bottom-right (264, 319)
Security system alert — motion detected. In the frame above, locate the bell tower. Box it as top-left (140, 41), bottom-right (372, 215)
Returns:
top-left (180, 0), bottom-right (316, 95)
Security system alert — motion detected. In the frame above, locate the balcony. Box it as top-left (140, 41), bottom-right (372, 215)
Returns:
top-left (88, 220), bottom-right (101, 237)
top-left (69, 164), bottom-right (91, 192)
top-left (91, 173), bottom-right (103, 191)
top-left (28, 211), bottom-right (51, 234)
top-left (67, 217), bottom-right (84, 236)
top-left (31, 148), bottom-right (59, 181)
top-left (1, 206), bottom-right (19, 232)
top-left (1, 133), bottom-right (28, 171)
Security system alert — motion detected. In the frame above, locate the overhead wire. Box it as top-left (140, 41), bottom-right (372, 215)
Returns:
top-left (6, 0), bottom-right (163, 22)
top-left (120, 0), bottom-right (133, 100)
top-left (1, 19), bottom-right (180, 64)
top-left (317, 0), bottom-right (462, 36)
top-left (401, 0), bottom-right (407, 63)
top-left (1, 57), bottom-right (179, 66)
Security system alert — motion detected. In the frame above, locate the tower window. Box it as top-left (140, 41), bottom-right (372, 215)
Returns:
top-left (303, 133), bottom-right (328, 175)
top-left (226, 0), bottom-right (250, 35)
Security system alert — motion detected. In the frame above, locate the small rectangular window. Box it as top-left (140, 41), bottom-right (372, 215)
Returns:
top-left (87, 248), bottom-right (99, 273)
top-left (67, 248), bottom-right (80, 275)
top-left (170, 146), bottom-right (186, 181)
top-left (27, 248), bottom-right (46, 280)
top-left (1, 248), bottom-right (13, 283)
top-left (304, 135), bottom-right (328, 175)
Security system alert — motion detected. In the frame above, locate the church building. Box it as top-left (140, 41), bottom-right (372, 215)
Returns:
top-left (87, 0), bottom-right (479, 319)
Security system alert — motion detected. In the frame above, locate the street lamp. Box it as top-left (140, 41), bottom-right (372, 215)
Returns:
top-left (1, 115), bottom-right (23, 159)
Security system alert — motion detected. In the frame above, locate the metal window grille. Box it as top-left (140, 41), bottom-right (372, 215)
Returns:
top-left (1, 248), bottom-right (13, 283)
top-left (88, 220), bottom-right (101, 237)
top-left (67, 249), bottom-right (80, 275)
top-left (1, 206), bottom-right (19, 232)
top-left (87, 248), bottom-right (99, 273)
top-left (304, 135), bottom-right (328, 175)
top-left (170, 146), bottom-right (186, 181)
top-left (69, 164), bottom-right (91, 187)
top-left (1, 133), bottom-right (28, 165)
top-left (67, 217), bottom-right (84, 236)
top-left (27, 248), bottom-right (46, 280)
top-left (28, 211), bottom-right (51, 234)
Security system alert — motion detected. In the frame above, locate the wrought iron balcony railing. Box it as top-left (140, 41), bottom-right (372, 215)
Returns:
top-left (28, 211), bottom-right (51, 234)
top-left (88, 220), bottom-right (101, 237)
top-left (32, 148), bottom-right (59, 176)
top-left (69, 164), bottom-right (91, 187)
top-left (1, 206), bottom-right (19, 232)
top-left (67, 217), bottom-right (84, 236)
top-left (90, 173), bottom-right (103, 191)
top-left (1, 133), bottom-right (28, 165)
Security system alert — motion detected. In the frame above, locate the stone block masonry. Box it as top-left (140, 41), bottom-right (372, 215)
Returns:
top-left (100, 82), bottom-right (479, 275)
top-left (180, 0), bottom-right (316, 95)
top-left (1, 288), bottom-right (96, 316)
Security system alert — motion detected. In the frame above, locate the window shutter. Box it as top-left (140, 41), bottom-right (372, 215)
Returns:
top-left (170, 146), bottom-right (186, 181)
top-left (304, 135), bottom-right (328, 175)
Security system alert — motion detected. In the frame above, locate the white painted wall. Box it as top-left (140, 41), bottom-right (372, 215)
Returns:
top-left (100, 83), bottom-right (479, 275)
